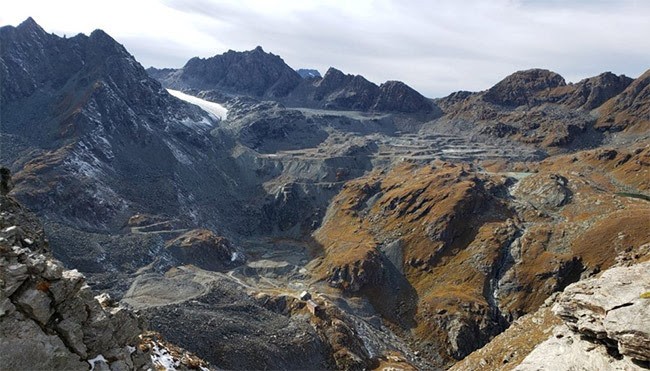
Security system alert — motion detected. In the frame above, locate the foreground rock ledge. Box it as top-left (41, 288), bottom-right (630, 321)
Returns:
top-left (516, 261), bottom-right (650, 370)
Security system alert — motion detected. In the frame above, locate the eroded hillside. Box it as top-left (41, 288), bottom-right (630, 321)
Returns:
top-left (311, 144), bottom-right (650, 367)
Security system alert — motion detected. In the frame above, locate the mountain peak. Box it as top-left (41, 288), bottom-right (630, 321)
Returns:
top-left (324, 67), bottom-right (345, 77)
top-left (15, 17), bottom-right (46, 37)
top-left (166, 46), bottom-right (302, 97)
top-left (484, 68), bottom-right (566, 106)
top-left (17, 17), bottom-right (42, 30)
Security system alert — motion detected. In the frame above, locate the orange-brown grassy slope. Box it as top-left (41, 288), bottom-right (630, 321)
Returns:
top-left (311, 145), bottom-right (650, 367)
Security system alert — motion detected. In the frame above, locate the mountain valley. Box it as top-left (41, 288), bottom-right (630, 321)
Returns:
top-left (1, 17), bottom-right (649, 371)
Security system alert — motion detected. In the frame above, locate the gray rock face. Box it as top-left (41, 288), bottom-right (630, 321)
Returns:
top-left (515, 324), bottom-right (642, 371)
top-left (553, 261), bottom-right (650, 363)
top-left (15, 287), bottom-right (53, 325)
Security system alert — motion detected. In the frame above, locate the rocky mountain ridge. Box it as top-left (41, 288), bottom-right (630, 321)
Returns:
top-left (433, 68), bottom-right (649, 150)
top-left (150, 49), bottom-right (439, 114)
top-left (148, 46), bottom-right (303, 98)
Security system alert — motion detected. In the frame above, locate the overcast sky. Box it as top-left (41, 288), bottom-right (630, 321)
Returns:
top-left (1, 0), bottom-right (649, 97)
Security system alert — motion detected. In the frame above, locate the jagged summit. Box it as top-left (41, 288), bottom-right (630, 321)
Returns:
top-left (154, 46), bottom-right (302, 98)
top-left (16, 16), bottom-right (44, 32)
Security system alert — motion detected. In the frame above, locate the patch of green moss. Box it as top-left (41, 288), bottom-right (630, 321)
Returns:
top-left (640, 292), bottom-right (650, 299)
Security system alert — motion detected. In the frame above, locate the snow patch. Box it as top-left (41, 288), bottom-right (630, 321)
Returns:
top-left (231, 251), bottom-right (243, 262)
top-left (167, 89), bottom-right (228, 121)
top-left (88, 354), bottom-right (108, 371)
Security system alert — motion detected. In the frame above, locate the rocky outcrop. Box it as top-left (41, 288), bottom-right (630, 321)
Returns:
top-left (483, 69), bottom-right (566, 107)
top-left (515, 323), bottom-right (644, 370)
top-left (373, 80), bottom-right (437, 113)
top-left (326, 250), bottom-right (385, 292)
top-left (513, 262), bottom-right (650, 370)
top-left (165, 229), bottom-right (245, 271)
top-left (0, 195), bottom-right (151, 370)
top-left (512, 173), bottom-right (571, 211)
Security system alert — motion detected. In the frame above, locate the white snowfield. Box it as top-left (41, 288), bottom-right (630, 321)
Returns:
top-left (167, 89), bottom-right (228, 121)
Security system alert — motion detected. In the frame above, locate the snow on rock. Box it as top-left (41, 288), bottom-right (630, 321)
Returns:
top-left (150, 342), bottom-right (180, 370)
top-left (88, 354), bottom-right (108, 371)
top-left (167, 89), bottom-right (228, 121)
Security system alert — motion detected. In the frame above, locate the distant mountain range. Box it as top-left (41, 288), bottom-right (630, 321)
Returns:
top-left (296, 68), bottom-right (321, 79)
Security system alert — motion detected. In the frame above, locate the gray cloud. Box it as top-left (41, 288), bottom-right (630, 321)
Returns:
top-left (5, 0), bottom-right (647, 97)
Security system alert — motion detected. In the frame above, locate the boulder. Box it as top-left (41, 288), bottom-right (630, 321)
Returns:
top-left (15, 287), bottom-right (53, 325)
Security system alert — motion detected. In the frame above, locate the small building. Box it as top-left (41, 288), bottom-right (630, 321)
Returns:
top-left (299, 291), bottom-right (311, 301)
top-left (306, 300), bottom-right (321, 316)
